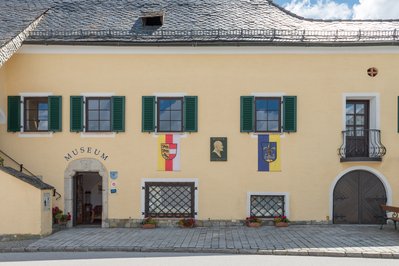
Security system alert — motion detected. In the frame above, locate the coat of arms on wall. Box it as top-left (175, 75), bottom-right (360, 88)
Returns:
top-left (210, 137), bottom-right (227, 161)
top-left (258, 134), bottom-right (281, 172)
top-left (158, 134), bottom-right (181, 171)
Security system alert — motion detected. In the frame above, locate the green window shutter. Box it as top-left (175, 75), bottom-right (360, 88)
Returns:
top-left (7, 96), bottom-right (21, 132)
top-left (240, 96), bottom-right (254, 132)
top-left (112, 96), bottom-right (125, 132)
top-left (48, 96), bottom-right (62, 132)
top-left (142, 96), bottom-right (155, 132)
top-left (283, 96), bottom-right (297, 132)
top-left (184, 96), bottom-right (198, 132)
top-left (70, 96), bottom-right (83, 132)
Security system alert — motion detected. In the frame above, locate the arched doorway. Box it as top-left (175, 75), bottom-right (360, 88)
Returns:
top-left (333, 170), bottom-right (386, 224)
top-left (64, 158), bottom-right (108, 228)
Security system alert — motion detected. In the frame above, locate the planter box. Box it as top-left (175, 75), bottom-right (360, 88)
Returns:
top-left (247, 222), bottom-right (261, 228)
top-left (275, 222), bottom-right (289, 227)
top-left (142, 223), bottom-right (156, 229)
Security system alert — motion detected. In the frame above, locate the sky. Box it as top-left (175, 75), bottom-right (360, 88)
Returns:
top-left (273, 0), bottom-right (399, 20)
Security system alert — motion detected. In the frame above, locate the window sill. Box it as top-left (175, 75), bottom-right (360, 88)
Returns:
top-left (80, 132), bottom-right (116, 138)
top-left (18, 132), bottom-right (53, 138)
top-left (340, 157), bottom-right (382, 162)
top-left (250, 132), bottom-right (285, 138)
top-left (151, 132), bottom-right (188, 138)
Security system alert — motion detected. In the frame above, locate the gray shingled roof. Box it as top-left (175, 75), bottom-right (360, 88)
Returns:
top-left (0, 1), bottom-right (50, 66)
top-left (26, 0), bottom-right (399, 45)
top-left (1, 0), bottom-right (399, 49)
top-left (0, 166), bottom-right (54, 190)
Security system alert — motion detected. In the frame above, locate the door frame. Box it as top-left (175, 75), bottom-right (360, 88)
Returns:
top-left (72, 171), bottom-right (102, 226)
top-left (341, 93), bottom-right (380, 131)
top-left (345, 100), bottom-right (370, 158)
top-left (64, 158), bottom-right (109, 228)
top-left (329, 166), bottom-right (392, 223)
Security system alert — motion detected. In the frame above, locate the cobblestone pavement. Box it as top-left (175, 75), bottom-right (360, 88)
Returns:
top-left (0, 239), bottom-right (38, 251)
top-left (2, 225), bottom-right (399, 258)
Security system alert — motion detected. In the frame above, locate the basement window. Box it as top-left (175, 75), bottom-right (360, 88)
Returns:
top-left (142, 15), bottom-right (163, 27)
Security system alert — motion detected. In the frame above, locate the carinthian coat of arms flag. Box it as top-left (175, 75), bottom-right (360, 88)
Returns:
top-left (158, 134), bottom-right (181, 171)
top-left (258, 134), bottom-right (281, 172)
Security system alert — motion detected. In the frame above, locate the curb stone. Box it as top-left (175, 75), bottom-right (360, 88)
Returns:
top-left (345, 252), bottom-right (363, 258)
top-left (380, 253), bottom-right (394, 259)
top-left (0, 246), bottom-right (397, 259)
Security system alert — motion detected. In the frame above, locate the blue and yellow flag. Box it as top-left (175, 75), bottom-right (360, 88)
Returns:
top-left (258, 134), bottom-right (281, 172)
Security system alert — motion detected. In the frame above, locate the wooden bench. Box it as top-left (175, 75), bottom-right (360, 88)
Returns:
top-left (380, 205), bottom-right (399, 230)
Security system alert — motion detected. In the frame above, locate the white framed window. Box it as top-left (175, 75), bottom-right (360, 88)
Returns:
top-left (141, 178), bottom-right (198, 218)
top-left (247, 192), bottom-right (289, 218)
top-left (8, 93), bottom-right (60, 137)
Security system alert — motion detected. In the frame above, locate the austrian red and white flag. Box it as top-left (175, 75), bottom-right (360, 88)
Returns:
top-left (157, 134), bottom-right (181, 171)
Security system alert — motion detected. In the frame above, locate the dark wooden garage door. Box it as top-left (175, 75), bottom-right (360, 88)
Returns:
top-left (333, 170), bottom-right (386, 224)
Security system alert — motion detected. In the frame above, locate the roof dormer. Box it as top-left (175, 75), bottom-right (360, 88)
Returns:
top-left (141, 12), bottom-right (164, 27)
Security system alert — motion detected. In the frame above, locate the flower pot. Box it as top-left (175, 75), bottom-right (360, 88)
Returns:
top-left (247, 222), bottom-right (261, 228)
top-left (179, 224), bottom-right (195, 229)
top-left (142, 223), bottom-right (156, 229)
top-left (57, 220), bottom-right (67, 225)
top-left (275, 222), bottom-right (289, 227)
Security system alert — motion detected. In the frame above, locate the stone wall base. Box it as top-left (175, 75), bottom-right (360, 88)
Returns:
top-left (104, 219), bottom-right (332, 228)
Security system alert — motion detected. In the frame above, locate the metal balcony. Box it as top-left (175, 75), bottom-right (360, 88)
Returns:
top-left (338, 129), bottom-right (386, 162)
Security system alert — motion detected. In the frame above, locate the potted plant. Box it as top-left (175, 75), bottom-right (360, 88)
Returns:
top-left (54, 208), bottom-right (71, 225)
top-left (52, 207), bottom-right (62, 224)
top-left (245, 216), bottom-right (262, 227)
top-left (55, 211), bottom-right (71, 225)
top-left (142, 217), bottom-right (157, 229)
top-left (178, 218), bottom-right (196, 228)
top-left (274, 215), bottom-right (290, 227)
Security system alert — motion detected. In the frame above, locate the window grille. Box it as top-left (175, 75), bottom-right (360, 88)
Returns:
top-left (250, 195), bottom-right (285, 218)
top-left (144, 182), bottom-right (195, 218)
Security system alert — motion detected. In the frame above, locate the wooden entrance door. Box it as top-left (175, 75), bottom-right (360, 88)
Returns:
top-left (333, 170), bottom-right (386, 224)
top-left (345, 101), bottom-right (369, 158)
top-left (74, 174), bottom-right (84, 225)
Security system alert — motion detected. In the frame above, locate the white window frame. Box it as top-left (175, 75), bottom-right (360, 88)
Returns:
top-left (141, 178), bottom-right (199, 219)
top-left (0, 109), bottom-right (6, 125)
top-left (342, 93), bottom-right (380, 130)
top-left (342, 93), bottom-right (380, 158)
top-left (152, 93), bottom-right (188, 135)
top-left (80, 92), bottom-right (115, 138)
top-left (250, 92), bottom-right (286, 137)
top-left (18, 92), bottom-right (53, 138)
top-left (247, 192), bottom-right (290, 219)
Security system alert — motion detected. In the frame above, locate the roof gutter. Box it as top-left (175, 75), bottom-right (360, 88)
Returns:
top-left (22, 40), bottom-right (399, 48)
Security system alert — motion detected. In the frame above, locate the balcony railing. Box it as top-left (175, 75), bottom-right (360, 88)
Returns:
top-left (338, 129), bottom-right (386, 162)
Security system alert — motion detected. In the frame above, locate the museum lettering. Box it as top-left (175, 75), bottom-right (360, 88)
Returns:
top-left (64, 147), bottom-right (109, 162)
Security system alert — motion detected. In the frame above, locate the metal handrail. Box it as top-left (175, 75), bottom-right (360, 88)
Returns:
top-left (0, 149), bottom-right (62, 200)
top-left (27, 29), bottom-right (399, 43)
top-left (0, 149), bottom-right (37, 176)
top-left (338, 129), bottom-right (386, 160)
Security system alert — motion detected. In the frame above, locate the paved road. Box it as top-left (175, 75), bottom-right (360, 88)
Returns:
top-left (0, 252), bottom-right (399, 266)
top-left (1, 225), bottom-right (399, 259)
top-left (23, 225), bottom-right (399, 258)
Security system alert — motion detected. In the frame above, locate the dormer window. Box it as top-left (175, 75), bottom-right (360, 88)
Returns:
top-left (141, 13), bottom-right (164, 27)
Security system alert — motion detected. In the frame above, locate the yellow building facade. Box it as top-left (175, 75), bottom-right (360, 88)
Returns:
top-left (1, 1), bottom-right (399, 230)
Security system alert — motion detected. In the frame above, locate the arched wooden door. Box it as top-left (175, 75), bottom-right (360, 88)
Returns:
top-left (333, 170), bottom-right (386, 224)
